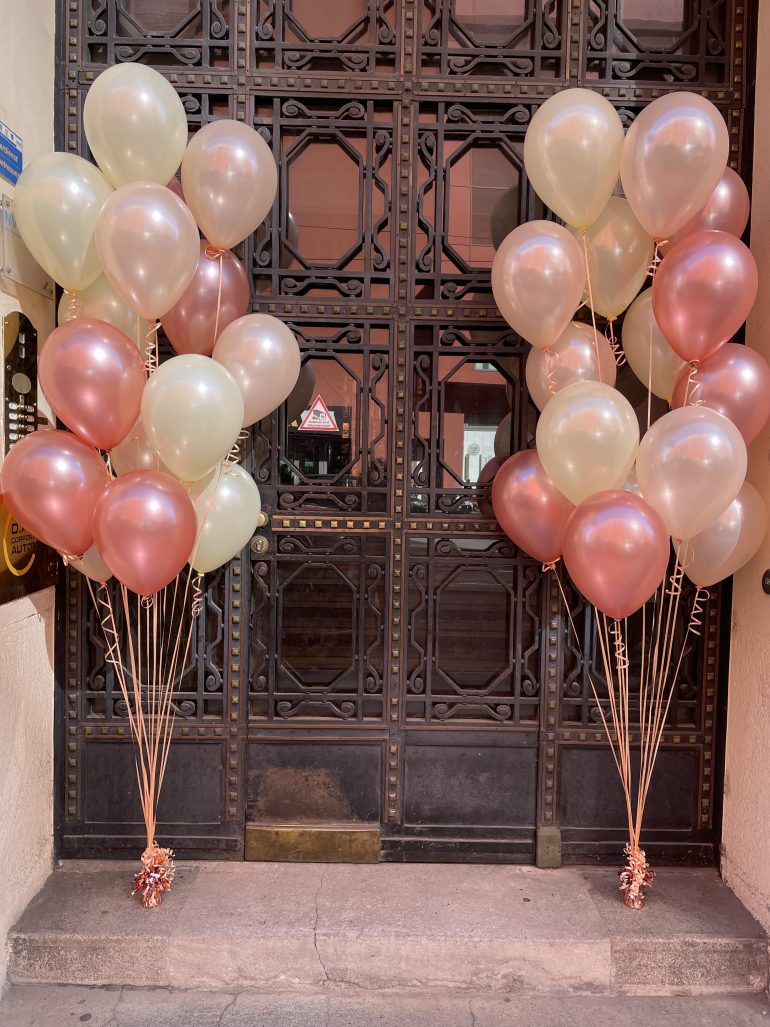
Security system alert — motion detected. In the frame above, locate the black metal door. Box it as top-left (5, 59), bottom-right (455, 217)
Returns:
top-left (58, 0), bottom-right (754, 863)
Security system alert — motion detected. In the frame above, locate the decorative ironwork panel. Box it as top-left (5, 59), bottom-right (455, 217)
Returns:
top-left (252, 0), bottom-right (399, 73)
top-left (83, 1), bottom-right (234, 68)
top-left (405, 535), bottom-right (542, 725)
top-left (410, 322), bottom-right (536, 514)
top-left (249, 533), bottom-right (388, 722)
top-left (417, 0), bottom-right (566, 79)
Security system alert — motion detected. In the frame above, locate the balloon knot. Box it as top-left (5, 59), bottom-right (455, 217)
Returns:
top-left (204, 244), bottom-right (226, 260)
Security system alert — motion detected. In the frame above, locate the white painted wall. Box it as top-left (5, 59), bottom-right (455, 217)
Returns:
top-left (721, 1), bottom-right (770, 931)
top-left (0, 0), bottom-right (56, 989)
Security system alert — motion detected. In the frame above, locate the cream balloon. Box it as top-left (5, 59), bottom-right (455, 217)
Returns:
top-left (526, 321), bottom-right (616, 411)
top-left (69, 545), bottom-right (112, 584)
top-left (523, 89), bottom-right (624, 231)
top-left (535, 381), bottom-right (639, 505)
top-left (57, 274), bottom-right (150, 345)
top-left (111, 418), bottom-right (169, 477)
top-left (190, 463), bottom-right (261, 574)
top-left (95, 182), bottom-right (200, 319)
top-left (83, 64), bottom-right (188, 188)
top-left (636, 407), bottom-right (747, 541)
top-left (494, 412), bottom-right (512, 458)
top-left (181, 120), bottom-right (278, 250)
top-left (213, 314), bottom-right (301, 427)
top-left (572, 197), bottom-right (653, 318)
top-left (141, 355), bottom-right (244, 483)
top-left (491, 221), bottom-right (585, 349)
top-left (13, 153), bottom-right (112, 292)
top-left (680, 482), bottom-right (768, 588)
top-left (621, 288), bottom-right (685, 401)
top-left (619, 92), bottom-right (729, 239)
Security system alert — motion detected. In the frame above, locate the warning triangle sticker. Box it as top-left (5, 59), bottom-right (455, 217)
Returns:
top-left (298, 395), bottom-right (339, 432)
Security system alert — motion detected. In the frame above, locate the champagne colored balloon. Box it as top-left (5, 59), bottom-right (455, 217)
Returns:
top-left (212, 314), bottom-right (301, 427)
top-left (95, 182), bottom-right (200, 320)
top-left (93, 470), bottom-right (197, 595)
top-left (635, 406), bottom-right (747, 540)
top-left (0, 430), bottom-right (109, 557)
top-left (572, 197), bottom-right (653, 318)
top-left (660, 167), bottom-right (750, 254)
top-left (526, 321), bottom-right (616, 411)
top-left (190, 463), bottom-right (261, 574)
top-left (491, 450), bottom-right (575, 564)
top-left (491, 221), bottom-right (586, 349)
top-left (681, 481), bottom-right (768, 588)
top-left (161, 242), bottom-right (250, 357)
top-left (652, 230), bottom-right (758, 364)
top-left (494, 412), bottom-right (512, 458)
top-left (69, 545), bottom-right (112, 584)
top-left (621, 288), bottom-right (685, 401)
top-left (141, 354), bottom-right (244, 482)
top-left (619, 92), bottom-right (729, 239)
top-left (57, 274), bottom-right (151, 344)
top-left (563, 490), bottom-right (670, 620)
top-left (111, 418), bottom-right (169, 477)
top-left (181, 120), bottom-right (278, 250)
top-left (523, 89), bottom-right (624, 231)
top-left (670, 343), bottom-right (770, 446)
top-left (535, 381), bottom-right (639, 506)
top-left (13, 153), bottom-right (112, 292)
top-left (83, 64), bottom-right (188, 189)
top-left (38, 318), bottom-right (146, 451)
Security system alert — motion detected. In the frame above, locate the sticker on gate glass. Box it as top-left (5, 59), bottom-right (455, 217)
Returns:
top-left (298, 395), bottom-right (339, 432)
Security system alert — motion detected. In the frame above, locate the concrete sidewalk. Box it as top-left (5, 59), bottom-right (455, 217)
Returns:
top-left (5, 861), bottom-right (767, 998)
top-left (1, 986), bottom-right (769, 1026)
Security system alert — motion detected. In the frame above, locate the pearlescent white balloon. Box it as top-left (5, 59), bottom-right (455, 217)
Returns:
top-left (191, 463), bottom-right (261, 574)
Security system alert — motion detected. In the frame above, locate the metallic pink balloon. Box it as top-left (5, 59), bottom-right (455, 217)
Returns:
top-left (1, 430), bottom-right (109, 557)
top-left (161, 242), bottom-right (250, 357)
top-left (652, 230), bottom-right (758, 364)
top-left (660, 168), bottom-right (750, 254)
top-left (670, 343), bottom-right (770, 446)
top-left (92, 470), bottom-right (197, 595)
top-left (525, 321), bottom-right (617, 411)
top-left (38, 318), bottom-right (146, 450)
top-left (491, 450), bottom-right (575, 564)
top-left (563, 490), bottom-right (670, 620)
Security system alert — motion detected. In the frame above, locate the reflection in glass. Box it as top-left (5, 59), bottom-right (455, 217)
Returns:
top-left (281, 563), bottom-right (354, 686)
top-left (445, 145), bottom-right (518, 269)
top-left (125, 0), bottom-right (197, 33)
top-left (287, 0), bottom-right (369, 40)
top-left (451, 0), bottom-right (527, 46)
top-left (619, 0), bottom-right (686, 48)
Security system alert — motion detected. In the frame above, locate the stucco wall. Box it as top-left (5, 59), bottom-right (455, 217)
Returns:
top-left (721, 1), bottom-right (770, 930)
top-left (0, 0), bottom-right (56, 990)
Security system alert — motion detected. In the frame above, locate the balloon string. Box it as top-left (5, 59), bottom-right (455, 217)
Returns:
top-left (204, 244), bottom-right (225, 349)
top-left (225, 427), bottom-right (249, 465)
top-left (683, 360), bottom-right (702, 406)
top-left (647, 241), bottom-right (663, 277)
top-left (580, 230), bottom-right (602, 383)
top-left (646, 308), bottom-right (653, 433)
top-left (145, 322), bottom-right (161, 377)
top-left (544, 348), bottom-right (559, 396)
top-left (63, 290), bottom-right (81, 322)
top-left (688, 587), bottom-right (710, 637)
top-left (605, 317), bottom-right (626, 367)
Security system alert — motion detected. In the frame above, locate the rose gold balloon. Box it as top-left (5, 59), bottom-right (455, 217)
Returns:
top-left (478, 454), bottom-right (507, 516)
top-left (491, 450), bottom-right (575, 564)
top-left (161, 243), bottom-right (250, 357)
top-left (619, 92), bottom-right (729, 239)
top-left (682, 481), bottom-right (768, 588)
top-left (526, 321), bottom-right (616, 411)
top-left (38, 318), bottom-right (146, 451)
top-left (212, 314), bottom-right (301, 427)
top-left (92, 470), bottom-right (197, 595)
top-left (95, 182), bottom-right (200, 319)
top-left (670, 343), bottom-right (770, 446)
top-left (491, 221), bottom-right (585, 349)
top-left (652, 230), bottom-right (758, 364)
top-left (661, 168), bottom-right (750, 254)
top-left (636, 406), bottom-right (747, 541)
top-left (1, 430), bottom-right (109, 557)
top-left (563, 490), bottom-right (670, 620)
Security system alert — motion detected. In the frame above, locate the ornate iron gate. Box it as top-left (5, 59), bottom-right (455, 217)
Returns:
top-left (57, 0), bottom-right (755, 863)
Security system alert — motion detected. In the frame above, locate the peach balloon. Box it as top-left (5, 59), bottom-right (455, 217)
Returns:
top-left (573, 197), bottom-right (653, 318)
top-left (661, 168), bottom-right (750, 254)
top-left (526, 321), bottom-right (616, 411)
top-left (620, 288), bottom-right (685, 401)
top-left (681, 481), bottom-right (768, 588)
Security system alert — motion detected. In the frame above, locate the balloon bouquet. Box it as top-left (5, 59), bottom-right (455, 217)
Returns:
top-left (491, 90), bottom-right (768, 909)
top-left (3, 65), bottom-right (301, 906)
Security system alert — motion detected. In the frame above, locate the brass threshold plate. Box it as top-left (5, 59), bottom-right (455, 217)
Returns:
top-left (245, 823), bottom-right (381, 863)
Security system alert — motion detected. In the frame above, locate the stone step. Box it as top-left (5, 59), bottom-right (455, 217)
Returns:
top-left (7, 862), bottom-right (768, 997)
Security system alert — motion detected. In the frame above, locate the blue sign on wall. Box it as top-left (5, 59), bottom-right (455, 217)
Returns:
top-left (0, 122), bottom-right (23, 185)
